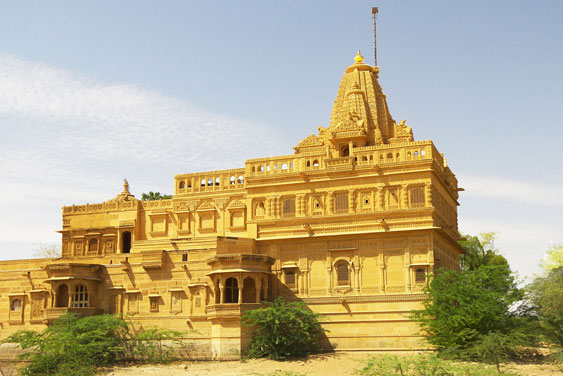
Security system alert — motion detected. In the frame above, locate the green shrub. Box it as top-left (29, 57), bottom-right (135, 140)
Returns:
top-left (4, 313), bottom-right (185, 375)
top-left (4, 313), bottom-right (128, 376)
top-left (242, 297), bottom-right (325, 360)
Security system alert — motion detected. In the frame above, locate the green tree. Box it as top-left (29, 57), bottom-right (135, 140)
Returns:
top-left (459, 232), bottom-right (507, 271)
top-left (141, 191), bottom-right (172, 201)
top-left (242, 297), bottom-right (325, 360)
top-left (411, 263), bottom-right (525, 356)
top-left (539, 244), bottom-right (563, 271)
top-left (527, 266), bottom-right (563, 346)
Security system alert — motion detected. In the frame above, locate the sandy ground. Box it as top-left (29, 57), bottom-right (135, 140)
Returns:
top-left (100, 352), bottom-right (563, 376)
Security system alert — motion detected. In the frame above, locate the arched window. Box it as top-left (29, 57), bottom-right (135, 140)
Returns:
top-left (362, 156), bottom-right (368, 162)
top-left (207, 178), bottom-right (213, 186)
top-left (179, 181), bottom-right (185, 189)
top-left (187, 180), bottom-right (192, 188)
top-left (342, 146), bottom-right (350, 157)
top-left (122, 231), bottom-right (131, 254)
top-left (230, 176), bottom-right (235, 185)
top-left (72, 284), bottom-right (88, 308)
top-left (387, 153), bottom-right (393, 160)
top-left (312, 160), bottom-right (319, 167)
top-left (281, 163), bottom-right (288, 170)
top-left (200, 179), bottom-right (206, 187)
top-left (415, 268), bottom-right (426, 283)
top-left (10, 299), bottom-right (21, 312)
top-left (237, 176), bottom-right (244, 184)
top-left (88, 238), bottom-right (98, 253)
top-left (256, 201), bottom-right (265, 217)
top-left (225, 277), bottom-right (238, 303)
top-left (215, 177), bottom-right (220, 186)
top-left (306, 160), bottom-right (311, 167)
top-left (336, 261), bottom-right (350, 286)
top-left (260, 165), bottom-right (265, 172)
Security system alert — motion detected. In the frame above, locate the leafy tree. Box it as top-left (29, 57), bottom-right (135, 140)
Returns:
top-left (412, 263), bottom-right (525, 356)
top-left (539, 244), bottom-right (563, 271)
top-left (242, 297), bottom-right (325, 360)
top-left (141, 191), bottom-right (172, 201)
top-left (459, 232), bottom-right (507, 271)
top-left (527, 266), bottom-right (563, 347)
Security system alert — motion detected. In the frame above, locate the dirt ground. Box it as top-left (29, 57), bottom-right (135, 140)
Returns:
top-left (100, 352), bottom-right (563, 376)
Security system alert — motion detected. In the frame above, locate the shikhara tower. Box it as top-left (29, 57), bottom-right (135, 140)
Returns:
top-left (0, 51), bottom-right (462, 358)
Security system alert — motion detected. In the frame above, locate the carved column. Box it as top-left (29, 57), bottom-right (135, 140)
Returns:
top-left (425, 184), bottom-right (433, 207)
top-left (219, 279), bottom-right (225, 304)
top-left (404, 250), bottom-right (411, 293)
top-left (267, 198), bottom-right (273, 218)
top-left (354, 265), bottom-right (360, 294)
top-left (327, 191), bottom-right (334, 215)
top-left (401, 184), bottom-right (409, 209)
top-left (349, 190), bottom-right (356, 213)
top-left (237, 278), bottom-right (243, 304)
top-left (376, 188), bottom-right (384, 211)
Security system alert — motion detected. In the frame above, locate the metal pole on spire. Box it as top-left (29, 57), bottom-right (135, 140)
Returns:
top-left (372, 7), bottom-right (379, 67)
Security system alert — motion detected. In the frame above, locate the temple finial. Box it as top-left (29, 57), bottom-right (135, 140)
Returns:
top-left (123, 179), bottom-right (130, 193)
top-left (354, 50), bottom-right (364, 64)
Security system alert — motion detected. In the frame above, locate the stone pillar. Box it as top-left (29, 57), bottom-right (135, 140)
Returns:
top-left (349, 190), bottom-right (356, 213)
top-left (354, 265), bottom-right (360, 294)
top-left (405, 250), bottom-right (411, 293)
top-left (238, 283), bottom-right (243, 304)
top-left (327, 191), bottom-right (334, 215)
top-left (326, 267), bottom-right (332, 296)
top-left (255, 277), bottom-right (261, 304)
top-left (376, 188), bottom-right (384, 211)
top-left (425, 184), bottom-right (433, 207)
top-left (401, 184), bottom-right (409, 209)
top-left (219, 278), bottom-right (225, 304)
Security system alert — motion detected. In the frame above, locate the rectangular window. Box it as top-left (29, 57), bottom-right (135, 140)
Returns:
top-left (410, 187), bottom-right (425, 208)
top-left (282, 197), bottom-right (296, 217)
top-left (334, 192), bottom-right (349, 214)
top-left (284, 270), bottom-right (296, 287)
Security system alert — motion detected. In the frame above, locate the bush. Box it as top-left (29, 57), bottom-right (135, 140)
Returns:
top-left (4, 313), bottom-right (184, 376)
top-left (5, 313), bottom-right (128, 376)
top-left (527, 267), bottom-right (563, 347)
top-left (242, 297), bottom-right (325, 360)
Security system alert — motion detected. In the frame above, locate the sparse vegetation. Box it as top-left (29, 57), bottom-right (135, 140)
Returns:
top-left (357, 354), bottom-right (519, 376)
top-left (242, 297), bottom-right (325, 360)
top-left (3, 313), bottom-right (184, 376)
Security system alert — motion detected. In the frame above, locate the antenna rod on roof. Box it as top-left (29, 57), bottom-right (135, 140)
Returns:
top-left (372, 7), bottom-right (379, 66)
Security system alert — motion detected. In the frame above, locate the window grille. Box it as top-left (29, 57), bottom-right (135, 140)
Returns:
top-left (335, 193), bottom-right (349, 214)
top-left (336, 262), bottom-right (349, 286)
top-left (410, 187), bottom-right (425, 207)
top-left (282, 198), bottom-right (296, 217)
top-left (72, 284), bottom-right (88, 308)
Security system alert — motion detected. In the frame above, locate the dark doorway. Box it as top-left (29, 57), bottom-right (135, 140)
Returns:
top-left (56, 284), bottom-right (69, 307)
top-left (342, 146), bottom-right (350, 157)
top-left (122, 232), bottom-right (131, 253)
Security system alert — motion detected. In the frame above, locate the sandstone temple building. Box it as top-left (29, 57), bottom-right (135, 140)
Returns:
top-left (0, 51), bottom-right (462, 359)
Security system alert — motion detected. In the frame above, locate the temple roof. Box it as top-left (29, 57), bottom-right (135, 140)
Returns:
top-left (295, 51), bottom-right (414, 154)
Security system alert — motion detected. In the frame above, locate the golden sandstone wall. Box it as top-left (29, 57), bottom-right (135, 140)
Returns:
top-left (0, 52), bottom-right (462, 359)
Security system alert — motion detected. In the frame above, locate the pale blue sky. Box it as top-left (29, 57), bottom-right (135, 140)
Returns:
top-left (0, 0), bottom-right (561, 280)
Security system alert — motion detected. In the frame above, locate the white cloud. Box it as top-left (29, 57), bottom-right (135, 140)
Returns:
top-left (0, 54), bottom-right (290, 259)
top-left (459, 174), bottom-right (563, 207)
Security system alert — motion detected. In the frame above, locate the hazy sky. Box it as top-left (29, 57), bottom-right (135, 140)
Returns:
top-left (0, 0), bottom-right (561, 281)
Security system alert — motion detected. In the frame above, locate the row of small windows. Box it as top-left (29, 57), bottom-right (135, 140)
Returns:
top-left (252, 162), bottom-right (294, 173)
top-left (178, 176), bottom-right (244, 190)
